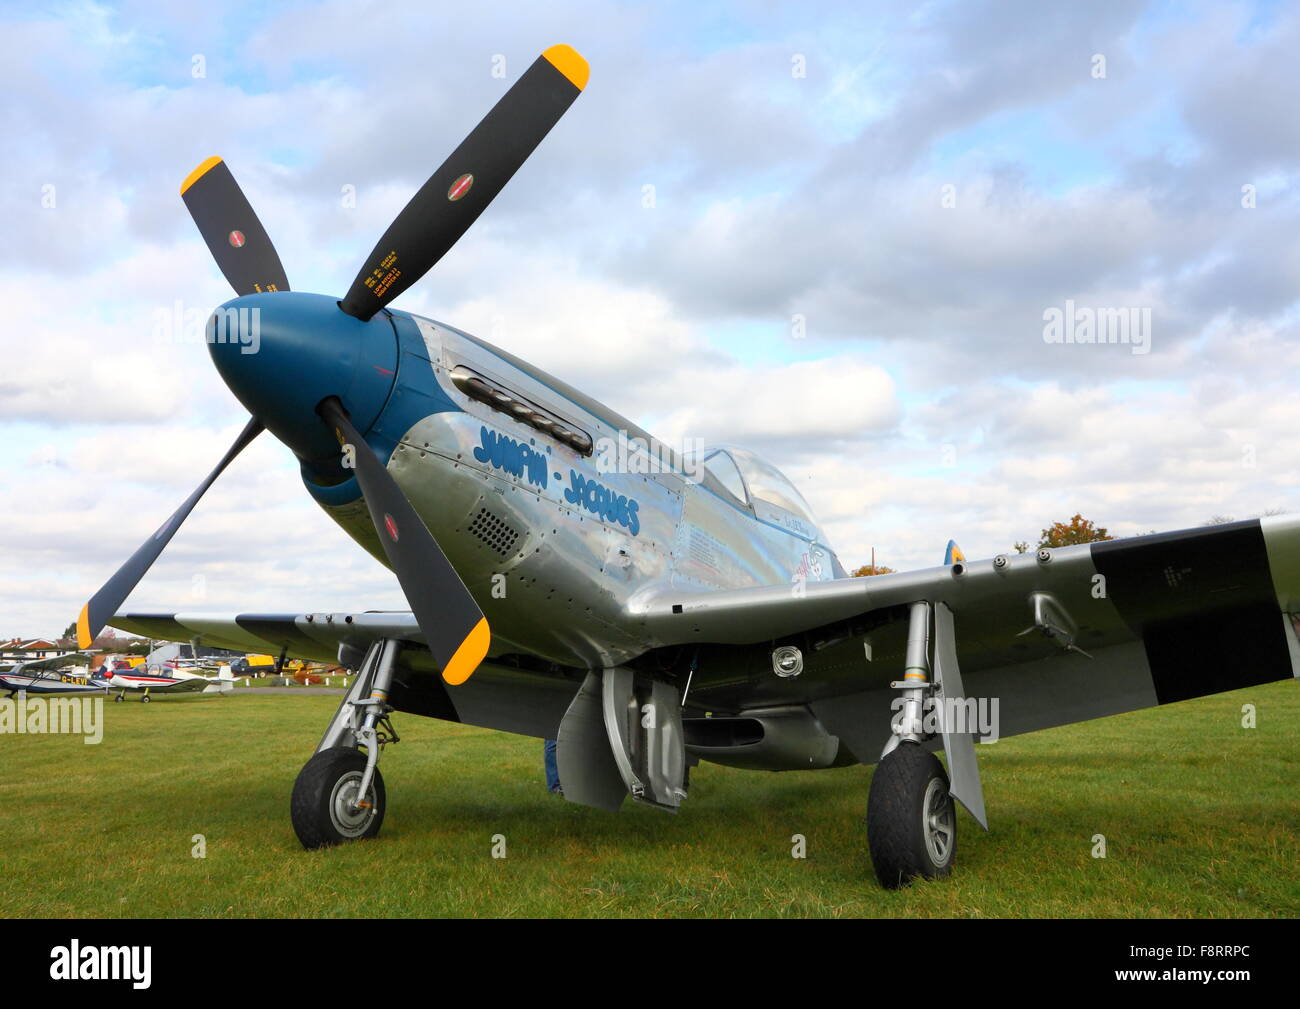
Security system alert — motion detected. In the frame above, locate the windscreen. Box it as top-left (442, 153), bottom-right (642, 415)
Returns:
top-left (727, 447), bottom-right (819, 526)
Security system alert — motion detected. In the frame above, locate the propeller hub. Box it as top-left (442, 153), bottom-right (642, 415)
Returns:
top-left (207, 292), bottom-right (398, 466)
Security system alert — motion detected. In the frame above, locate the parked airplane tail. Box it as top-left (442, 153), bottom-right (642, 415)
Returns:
top-left (195, 664), bottom-right (236, 694)
top-left (943, 539), bottom-right (966, 565)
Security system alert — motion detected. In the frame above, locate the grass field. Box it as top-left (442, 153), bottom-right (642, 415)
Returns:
top-left (1, 680), bottom-right (1296, 918)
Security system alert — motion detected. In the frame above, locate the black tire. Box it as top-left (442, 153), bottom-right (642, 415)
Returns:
top-left (291, 747), bottom-right (386, 850)
top-left (140, 694), bottom-right (151, 704)
top-left (867, 743), bottom-right (956, 888)
top-left (114, 695), bottom-right (124, 703)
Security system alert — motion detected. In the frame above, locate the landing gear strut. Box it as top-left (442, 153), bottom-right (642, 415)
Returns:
top-left (291, 639), bottom-right (400, 849)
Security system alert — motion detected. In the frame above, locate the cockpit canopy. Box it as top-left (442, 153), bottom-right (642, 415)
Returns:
top-left (690, 445), bottom-right (827, 541)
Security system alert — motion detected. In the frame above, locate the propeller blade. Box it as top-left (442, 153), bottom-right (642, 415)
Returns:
top-left (318, 398), bottom-right (489, 684)
top-left (76, 417), bottom-right (264, 649)
top-left (338, 44), bottom-right (588, 321)
top-left (181, 157), bottom-right (290, 295)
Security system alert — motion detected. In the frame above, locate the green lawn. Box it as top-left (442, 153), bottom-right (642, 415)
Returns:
top-left (1, 681), bottom-right (1296, 918)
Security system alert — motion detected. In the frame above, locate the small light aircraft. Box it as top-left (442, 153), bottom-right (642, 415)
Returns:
top-left (0, 652), bottom-right (106, 696)
top-left (107, 664), bottom-right (237, 703)
top-left (75, 44), bottom-right (1299, 886)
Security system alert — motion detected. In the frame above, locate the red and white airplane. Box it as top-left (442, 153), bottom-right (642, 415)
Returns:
top-left (107, 663), bottom-right (236, 703)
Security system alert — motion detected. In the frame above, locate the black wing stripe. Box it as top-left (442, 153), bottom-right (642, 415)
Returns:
top-left (1091, 520), bottom-right (1293, 703)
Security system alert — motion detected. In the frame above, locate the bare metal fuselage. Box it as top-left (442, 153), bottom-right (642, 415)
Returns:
top-left (306, 311), bottom-right (841, 671)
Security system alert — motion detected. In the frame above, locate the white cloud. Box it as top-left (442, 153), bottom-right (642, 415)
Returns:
top-left (3, 0), bottom-right (1300, 637)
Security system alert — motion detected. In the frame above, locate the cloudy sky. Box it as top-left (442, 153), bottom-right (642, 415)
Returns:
top-left (3, 0), bottom-right (1299, 637)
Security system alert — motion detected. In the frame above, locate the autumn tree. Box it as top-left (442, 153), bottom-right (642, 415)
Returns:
top-left (851, 562), bottom-right (896, 577)
top-left (89, 632), bottom-right (120, 651)
top-left (1037, 513), bottom-right (1113, 548)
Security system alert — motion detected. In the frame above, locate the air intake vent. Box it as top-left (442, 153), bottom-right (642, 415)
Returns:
top-left (469, 508), bottom-right (520, 557)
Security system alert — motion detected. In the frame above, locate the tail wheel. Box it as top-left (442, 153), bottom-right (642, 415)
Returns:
top-left (291, 747), bottom-right (386, 849)
top-left (867, 743), bottom-right (956, 888)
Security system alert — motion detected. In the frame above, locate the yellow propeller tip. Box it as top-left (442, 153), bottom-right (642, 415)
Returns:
top-left (76, 603), bottom-right (93, 650)
top-left (543, 45), bottom-right (589, 91)
top-left (180, 156), bottom-right (223, 196)
top-left (441, 617), bottom-right (491, 685)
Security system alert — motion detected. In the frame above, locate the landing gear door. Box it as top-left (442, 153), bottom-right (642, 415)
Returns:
top-left (932, 602), bottom-right (988, 830)
top-left (602, 668), bottom-right (687, 812)
top-left (556, 671), bottom-right (627, 812)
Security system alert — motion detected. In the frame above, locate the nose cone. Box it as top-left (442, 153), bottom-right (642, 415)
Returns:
top-left (208, 292), bottom-right (398, 464)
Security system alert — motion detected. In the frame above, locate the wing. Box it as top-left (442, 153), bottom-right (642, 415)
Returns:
top-left (110, 516), bottom-right (1300, 762)
top-left (108, 611), bottom-right (578, 739)
top-left (628, 516), bottom-right (1300, 763)
top-left (7, 651), bottom-right (89, 673)
top-left (109, 612), bottom-right (421, 666)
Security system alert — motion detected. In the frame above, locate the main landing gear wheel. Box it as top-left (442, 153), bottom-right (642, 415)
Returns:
top-left (291, 747), bottom-right (386, 849)
top-left (140, 694), bottom-right (151, 704)
top-left (867, 743), bottom-right (956, 889)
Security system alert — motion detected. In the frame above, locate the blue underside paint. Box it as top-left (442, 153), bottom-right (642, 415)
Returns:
top-left (301, 468), bottom-right (363, 508)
